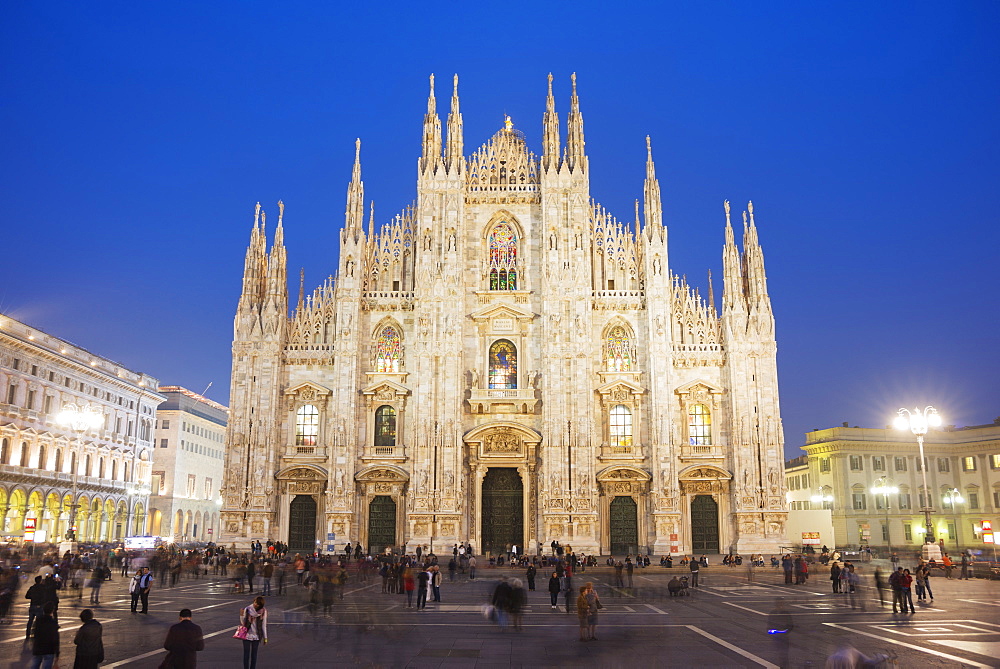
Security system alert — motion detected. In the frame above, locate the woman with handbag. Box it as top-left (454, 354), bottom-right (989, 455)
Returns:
top-left (584, 582), bottom-right (602, 642)
top-left (235, 596), bottom-right (268, 669)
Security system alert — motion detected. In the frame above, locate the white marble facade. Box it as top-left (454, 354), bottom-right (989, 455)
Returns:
top-left (220, 74), bottom-right (787, 556)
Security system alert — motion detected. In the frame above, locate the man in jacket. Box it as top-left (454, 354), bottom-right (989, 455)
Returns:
top-left (130, 567), bottom-right (153, 614)
top-left (24, 576), bottom-right (45, 639)
top-left (31, 601), bottom-right (59, 668)
top-left (73, 608), bottom-right (104, 669)
top-left (689, 556), bottom-right (701, 587)
top-left (162, 608), bottom-right (205, 668)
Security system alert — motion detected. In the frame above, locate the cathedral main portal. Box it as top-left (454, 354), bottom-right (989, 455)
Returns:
top-left (367, 495), bottom-right (396, 554)
top-left (609, 496), bottom-right (638, 555)
top-left (690, 494), bottom-right (720, 552)
top-left (480, 467), bottom-right (523, 555)
top-left (288, 495), bottom-right (317, 555)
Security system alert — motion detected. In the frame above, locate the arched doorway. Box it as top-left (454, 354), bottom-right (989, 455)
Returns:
top-left (481, 468), bottom-right (523, 555)
top-left (691, 495), bottom-right (719, 552)
top-left (609, 496), bottom-right (638, 555)
top-left (288, 495), bottom-right (317, 555)
top-left (367, 496), bottom-right (396, 554)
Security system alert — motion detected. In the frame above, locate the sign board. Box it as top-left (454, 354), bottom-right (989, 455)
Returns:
top-left (983, 520), bottom-right (993, 531)
top-left (984, 532), bottom-right (995, 544)
top-left (24, 519), bottom-right (36, 531)
top-left (802, 532), bottom-right (821, 545)
top-left (125, 536), bottom-right (157, 550)
top-left (327, 533), bottom-right (335, 541)
top-left (207, 528), bottom-right (213, 534)
top-left (669, 534), bottom-right (678, 542)
top-left (326, 545), bottom-right (336, 552)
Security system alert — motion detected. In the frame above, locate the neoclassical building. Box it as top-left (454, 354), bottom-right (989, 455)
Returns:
top-left (221, 74), bottom-right (787, 556)
top-left (0, 314), bottom-right (161, 544)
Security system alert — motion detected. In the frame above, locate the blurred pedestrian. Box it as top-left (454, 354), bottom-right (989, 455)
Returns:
top-left (73, 609), bottom-right (104, 669)
top-left (767, 597), bottom-right (793, 668)
top-left (31, 601), bottom-right (59, 669)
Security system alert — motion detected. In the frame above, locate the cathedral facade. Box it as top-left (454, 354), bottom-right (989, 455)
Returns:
top-left (220, 74), bottom-right (787, 556)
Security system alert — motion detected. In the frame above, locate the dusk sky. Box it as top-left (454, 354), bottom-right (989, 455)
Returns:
top-left (2, 2), bottom-right (997, 458)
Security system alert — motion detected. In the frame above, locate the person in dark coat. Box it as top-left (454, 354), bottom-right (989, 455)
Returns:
top-left (73, 608), bottom-right (104, 669)
top-left (162, 608), bottom-right (205, 668)
top-left (32, 601), bottom-right (60, 668)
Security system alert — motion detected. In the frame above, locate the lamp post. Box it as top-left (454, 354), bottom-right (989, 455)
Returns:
top-left (943, 487), bottom-right (963, 550)
top-left (56, 402), bottom-right (105, 542)
top-left (870, 476), bottom-right (899, 556)
top-left (894, 406), bottom-right (941, 544)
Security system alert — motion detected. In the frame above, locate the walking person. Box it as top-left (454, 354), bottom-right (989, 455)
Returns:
top-left (416, 567), bottom-right (429, 610)
top-left (576, 585), bottom-right (590, 641)
top-left (781, 554), bottom-right (793, 584)
top-left (960, 553), bottom-right (970, 580)
top-left (525, 564), bottom-right (536, 591)
top-left (548, 572), bottom-right (561, 609)
top-left (830, 561), bottom-right (841, 594)
top-left (468, 555), bottom-right (477, 580)
top-left (921, 563), bottom-right (934, 602)
top-left (403, 568), bottom-right (415, 608)
top-left (162, 608), bottom-right (204, 668)
top-left (239, 596), bottom-right (268, 669)
top-left (73, 609), bottom-right (104, 669)
top-left (889, 567), bottom-right (903, 613)
top-left (24, 575), bottom-right (46, 640)
top-left (89, 566), bottom-right (104, 605)
top-left (874, 567), bottom-right (886, 608)
top-left (584, 582), bottom-right (601, 641)
top-left (767, 597), bottom-right (793, 669)
top-left (31, 602), bottom-right (60, 669)
top-left (261, 562), bottom-right (273, 596)
top-left (246, 560), bottom-right (256, 594)
top-left (899, 569), bottom-right (916, 613)
top-left (431, 566), bottom-right (442, 602)
top-left (130, 567), bottom-right (153, 614)
top-left (689, 556), bottom-right (700, 587)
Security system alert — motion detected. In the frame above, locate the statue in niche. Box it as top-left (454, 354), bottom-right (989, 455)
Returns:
top-left (335, 469), bottom-right (346, 491)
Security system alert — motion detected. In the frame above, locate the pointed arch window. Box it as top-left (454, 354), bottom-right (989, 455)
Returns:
top-left (688, 404), bottom-right (712, 446)
top-left (488, 222), bottom-right (518, 290)
top-left (488, 339), bottom-right (517, 389)
top-left (374, 405), bottom-right (396, 447)
top-left (295, 404), bottom-right (319, 446)
top-left (374, 326), bottom-right (402, 373)
top-left (610, 404), bottom-right (633, 449)
top-left (605, 325), bottom-right (635, 371)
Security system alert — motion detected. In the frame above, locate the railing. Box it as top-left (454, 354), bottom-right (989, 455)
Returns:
top-left (672, 343), bottom-right (724, 353)
top-left (363, 444), bottom-right (405, 459)
top-left (362, 291), bottom-right (415, 300)
top-left (470, 388), bottom-right (536, 401)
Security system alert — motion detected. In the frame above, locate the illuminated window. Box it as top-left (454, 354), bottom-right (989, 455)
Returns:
top-left (374, 405), bottom-right (396, 447)
top-left (374, 326), bottom-right (402, 373)
top-left (872, 456), bottom-right (885, 471)
top-left (295, 404), bottom-right (319, 446)
top-left (894, 457), bottom-right (907, 472)
top-left (488, 222), bottom-right (518, 290)
top-left (849, 455), bottom-right (863, 471)
top-left (991, 454), bottom-right (1000, 470)
top-left (688, 404), bottom-right (711, 446)
top-left (605, 325), bottom-right (634, 371)
top-left (488, 340), bottom-right (517, 389)
top-left (609, 405), bottom-right (633, 448)
top-left (962, 456), bottom-right (977, 472)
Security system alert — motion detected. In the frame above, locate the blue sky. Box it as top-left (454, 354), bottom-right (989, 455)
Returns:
top-left (2, 1), bottom-right (998, 457)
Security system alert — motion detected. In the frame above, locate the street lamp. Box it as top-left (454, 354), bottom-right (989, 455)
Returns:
top-left (943, 487), bottom-right (964, 550)
top-left (894, 406), bottom-right (941, 543)
top-left (810, 489), bottom-right (834, 509)
top-left (870, 476), bottom-right (899, 555)
top-left (56, 402), bottom-right (104, 541)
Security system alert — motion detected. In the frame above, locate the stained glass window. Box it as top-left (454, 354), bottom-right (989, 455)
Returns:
top-left (610, 404), bottom-right (633, 448)
top-left (375, 326), bottom-right (402, 372)
top-left (688, 404), bottom-right (711, 446)
top-left (605, 325), bottom-right (634, 371)
top-left (488, 222), bottom-right (518, 290)
top-left (374, 405), bottom-right (396, 447)
top-left (296, 404), bottom-right (319, 446)
top-left (488, 339), bottom-right (517, 389)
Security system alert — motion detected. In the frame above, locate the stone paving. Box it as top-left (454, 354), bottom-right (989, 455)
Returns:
top-left (1, 559), bottom-right (998, 667)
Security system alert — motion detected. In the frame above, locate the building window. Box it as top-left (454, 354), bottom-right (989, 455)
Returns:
top-left (875, 495), bottom-right (885, 510)
top-left (26, 390), bottom-right (35, 410)
top-left (150, 473), bottom-right (162, 496)
top-left (111, 460), bottom-right (118, 480)
top-left (609, 404), bottom-right (633, 449)
top-left (295, 404), bottom-right (319, 446)
top-left (994, 491), bottom-right (1000, 508)
top-left (903, 524), bottom-right (912, 542)
top-left (898, 493), bottom-right (911, 509)
top-left (894, 457), bottom-right (907, 472)
top-left (488, 222), bottom-right (518, 290)
top-left (43, 395), bottom-right (52, 414)
top-left (85, 454), bottom-right (92, 476)
top-left (374, 405), bottom-right (396, 447)
top-left (374, 325), bottom-right (403, 373)
top-left (160, 439), bottom-right (168, 448)
top-left (938, 458), bottom-right (950, 473)
top-left (820, 458), bottom-right (831, 473)
top-left (604, 325), bottom-right (634, 372)
top-left (968, 491), bottom-right (979, 509)
top-left (37, 445), bottom-right (46, 469)
top-left (204, 477), bottom-right (213, 500)
top-left (849, 455), bottom-right (863, 471)
top-left (962, 456), bottom-right (977, 472)
top-left (54, 449), bottom-right (63, 472)
top-left (688, 404), bottom-right (712, 446)
top-left (872, 456), bottom-right (885, 471)
top-left (187, 475), bottom-right (196, 498)
top-left (161, 419), bottom-right (169, 430)
top-left (20, 443), bottom-right (29, 467)
top-left (991, 454), bottom-right (1000, 470)
top-left (488, 339), bottom-right (517, 389)
top-left (6, 385), bottom-right (15, 405)
top-left (852, 492), bottom-right (867, 510)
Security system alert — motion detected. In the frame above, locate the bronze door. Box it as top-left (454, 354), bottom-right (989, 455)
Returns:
top-left (367, 495), bottom-right (397, 554)
top-left (690, 494), bottom-right (719, 552)
top-left (288, 495), bottom-right (317, 555)
top-left (481, 467), bottom-right (523, 556)
top-left (609, 495), bottom-right (638, 555)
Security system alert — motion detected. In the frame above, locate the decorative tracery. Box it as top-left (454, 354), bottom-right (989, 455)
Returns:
top-left (605, 325), bottom-right (635, 371)
top-left (374, 326), bottom-right (402, 372)
top-left (488, 223), bottom-right (518, 290)
top-left (488, 339), bottom-right (517, 389)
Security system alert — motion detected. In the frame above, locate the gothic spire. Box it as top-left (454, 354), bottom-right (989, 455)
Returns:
top-left (266, 201), bottom-right (287, 302)
top-left (297, 267), bottom-right (305, 314)
top-left (722, 200), bottom-right (745, 313)
top-left (240, 202), bottom-right (266, 308)
top-left (344, 139), bottom-right (365, 244)
top-left (444, 74), bottom-right (464, 174)
top-left (742, 200), bottom-right (769, 299)
top-left (707, 269), bottom-right (716, 314)
top-left (420, 73), bottom-right (442, 175)
top-left (566, 73), bottom-right (586, 172)
top-left (643, 135), bottom-right (663, 241)
top-left (542, 73), bottom-right (561, 172)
